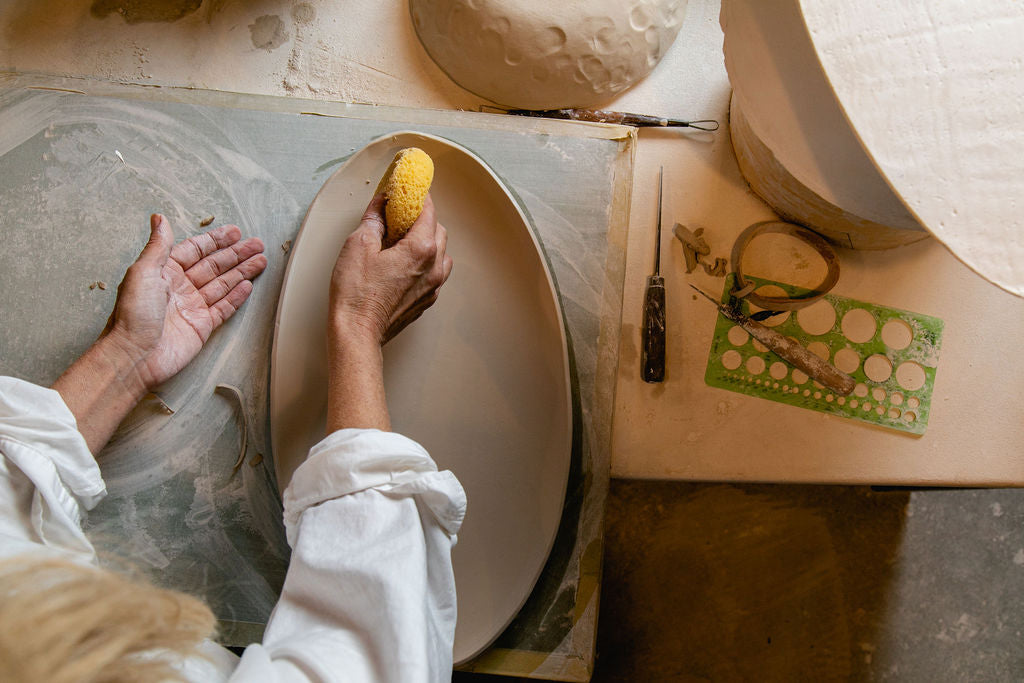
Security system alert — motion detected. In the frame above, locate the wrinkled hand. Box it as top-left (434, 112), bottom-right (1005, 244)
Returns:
top-left (104, 213), bottom-right (267, 390)
top-left (329, 193), bottom-right (453, 346)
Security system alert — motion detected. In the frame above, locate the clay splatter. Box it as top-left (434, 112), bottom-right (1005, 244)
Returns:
top-left (250, 15), bottom-right (289, 52)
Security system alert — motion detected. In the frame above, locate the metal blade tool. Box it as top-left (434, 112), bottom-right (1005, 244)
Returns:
top-left (641, 168), bottom-right (667, 382)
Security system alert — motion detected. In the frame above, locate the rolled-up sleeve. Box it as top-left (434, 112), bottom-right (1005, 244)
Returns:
top-left (0, 377), bottom-right (105, 563)
top-left (234, 428), bottom-right (466, 683)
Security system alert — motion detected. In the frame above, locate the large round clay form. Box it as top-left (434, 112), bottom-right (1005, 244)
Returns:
top-left (721, 0), bottom-right (927, 251)
top-left (723, 0), bottom-right (1024, 298)
top-left (409, 0), bottom-right (688, 109)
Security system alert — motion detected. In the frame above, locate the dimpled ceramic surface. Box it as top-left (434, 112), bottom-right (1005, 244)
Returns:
top-left (410, 0), bottom-right (687, 109)
top-left (270, 131), bottom-right (572, 663)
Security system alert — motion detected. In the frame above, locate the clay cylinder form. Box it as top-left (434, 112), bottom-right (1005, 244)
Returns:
top-left (720, 0), bottom-right (927, 250)
top-left (409, 0), bottom-right (687, 109)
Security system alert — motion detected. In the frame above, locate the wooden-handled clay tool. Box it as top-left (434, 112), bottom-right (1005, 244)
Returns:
top-left (690, 284), bottom-right (856, 396)
top-left (641, 168), bottom-right (667, 383)
top-left (504, 108), bottom-right (720, 131)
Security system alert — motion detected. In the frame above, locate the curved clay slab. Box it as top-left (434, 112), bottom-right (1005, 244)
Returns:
top-left (270, 131), bottom-right (572, 663)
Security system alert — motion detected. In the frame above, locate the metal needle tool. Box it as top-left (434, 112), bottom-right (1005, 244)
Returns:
top-left (641, 168), bottom-right (667, 383)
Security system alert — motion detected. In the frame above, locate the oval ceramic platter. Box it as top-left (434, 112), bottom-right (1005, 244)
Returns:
top-left (270, 131), bottom-right (572, 663)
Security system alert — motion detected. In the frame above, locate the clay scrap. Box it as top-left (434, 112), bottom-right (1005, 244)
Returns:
top-left (673, 223), bottom-right (728, 276)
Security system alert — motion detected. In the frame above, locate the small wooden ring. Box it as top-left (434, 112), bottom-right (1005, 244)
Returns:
top-left (729, 221), bottom-right (840, 310)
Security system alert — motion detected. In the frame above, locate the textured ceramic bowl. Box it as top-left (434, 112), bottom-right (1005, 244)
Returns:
top-left (410, 0), bottom-right (687, 109)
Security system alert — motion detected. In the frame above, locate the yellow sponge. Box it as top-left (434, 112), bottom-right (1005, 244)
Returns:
top-left (375, 147), bottom-right (434, 247)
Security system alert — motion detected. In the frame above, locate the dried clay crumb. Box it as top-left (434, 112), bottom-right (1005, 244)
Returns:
top-left (249, 453), bottom-right (264, 467)
top-left (88, 281), bottom-right (107, 290)
top-left (199, 215), bottom-right (215, 227)
top-left (281, 240), bottom-right (292, 254)
top-left (701, 257), bottom-right (728, 277)
top-left (673, 223), bottom-right (728, 277)
top-left (144, 392), bottom-right (175, 414)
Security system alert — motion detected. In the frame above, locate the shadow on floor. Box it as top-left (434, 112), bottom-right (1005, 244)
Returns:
top-left (457, 479), bottom-right (909, 683)
top-left (593, 480), bottom-right (907, 682)
top-left (458, 480), bottom-right (1024, 681)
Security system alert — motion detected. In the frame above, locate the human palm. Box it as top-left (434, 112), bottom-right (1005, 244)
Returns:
top-left (106, 214), bottom-right (267, 390)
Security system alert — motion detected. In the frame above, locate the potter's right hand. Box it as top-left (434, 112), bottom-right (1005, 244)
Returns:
top-left (328, 193), bottom-right (453, 348)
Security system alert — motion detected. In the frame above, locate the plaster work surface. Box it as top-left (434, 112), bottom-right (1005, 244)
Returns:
top-left (0, 76), bottom-right (633, 673)
top-left (459, 480), bottom-right (1024, 682)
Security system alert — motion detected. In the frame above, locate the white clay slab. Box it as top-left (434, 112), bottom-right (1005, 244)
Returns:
top-left (270, 131), bottom-right (572, 663)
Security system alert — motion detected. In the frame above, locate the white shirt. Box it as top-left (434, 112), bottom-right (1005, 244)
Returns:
top-left (0, 376), bottom-right (466, 682)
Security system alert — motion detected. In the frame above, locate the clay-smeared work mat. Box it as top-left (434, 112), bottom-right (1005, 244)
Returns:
top-left (704, 276), bottom-right (944, 435)
top-left (0, 72), bottom-right (634, 681)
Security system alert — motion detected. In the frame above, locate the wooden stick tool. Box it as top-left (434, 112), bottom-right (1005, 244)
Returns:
top-left (690, 284), bottom-right (856, 396)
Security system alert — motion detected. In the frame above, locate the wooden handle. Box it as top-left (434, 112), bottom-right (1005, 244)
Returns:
top-left (641, 275), bottom-right (666, 383)
top-left (743, 317), bottom-right (856, 395)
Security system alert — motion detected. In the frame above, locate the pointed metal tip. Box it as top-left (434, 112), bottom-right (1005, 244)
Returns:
top-left (689, 283), bottom-right (717, 302)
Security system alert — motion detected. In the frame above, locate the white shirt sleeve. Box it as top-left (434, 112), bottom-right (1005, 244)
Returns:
top-left (233, 428), bottom-right (466, 683)
top-left (0, 377), bottom-right (105, 564)
top-left (0, 377), bottom-right (467, 683)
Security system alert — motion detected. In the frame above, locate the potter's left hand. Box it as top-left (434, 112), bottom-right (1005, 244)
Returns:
top-left (103, 214), bottom-right (268, 389)
top-left (54, 214), bottom-right (267, 454)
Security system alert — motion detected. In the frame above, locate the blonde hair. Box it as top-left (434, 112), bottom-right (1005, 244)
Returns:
top-left (0, 555), bottom-right (216, 683)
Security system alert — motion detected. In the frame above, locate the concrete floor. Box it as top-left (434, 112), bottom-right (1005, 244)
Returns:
top-left (457, 479), bottom-right (1024, 682)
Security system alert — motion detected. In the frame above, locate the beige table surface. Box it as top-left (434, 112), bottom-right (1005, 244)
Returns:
top-left (3, 0), bottom-right (1020, 488)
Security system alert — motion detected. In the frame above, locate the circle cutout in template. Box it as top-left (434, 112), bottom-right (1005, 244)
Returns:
top-left (864, 354), bottom-right (894, 383)
top-left (853, 383), bottom-right (869, 398)
top-left (834, 348), bottom-right (861, 374)
top-left (904, 411), bottom-right (917, 423)
top-left (895, 361), bottom-right (927, 391)
top-left (769, 361), bottom-right (788, 380)
top-left (791, 369), bottom-right (809, 385)
top-left (888, 407), bottom-right (901, 419)
top-left (890, 392), bottom-right (904, 406)
top-left (752, 339), bottom-right (768, 353)
top-left (722, 349), bottom-right (742, 370)
top-left (746, 356), bottom-right (766, 375)
top-left (727, 325), bottom-right (749, 347)
top-left (872, 387), bottom-right (886, 402)
top-left (797, 300), bottom-right (837, 336)
top-left (881, 319), bottom-right (914, 350)
top-left (807, 341), bottom-right (830, 361)
top-left (841, 308), bottom-right (877, 343)
top-left (747, 285), bottom-right (791, 327)
top-left (849, 399), bottom-right (859, 409)
top-left (906, 396), bottom-right (921, 410)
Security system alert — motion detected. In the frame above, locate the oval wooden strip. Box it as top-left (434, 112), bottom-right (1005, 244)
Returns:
top-left (729, 220), bottom-right (841, 310)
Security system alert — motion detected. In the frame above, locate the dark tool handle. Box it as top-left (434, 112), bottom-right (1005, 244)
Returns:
top-left (641, 275), bottom-right (666, 383)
